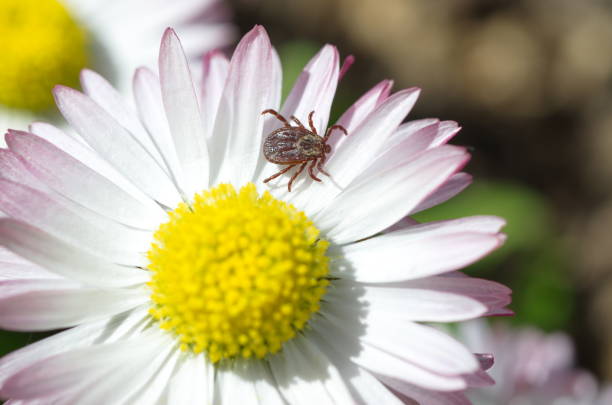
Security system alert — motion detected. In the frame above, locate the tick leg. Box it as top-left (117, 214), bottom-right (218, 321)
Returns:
top-left (288, 162), bottom-right (307, 192)
top-left (308, 159), bottom-right (322, 182)
top-left (308, 111), bottom-right (317, 134)
top-left (263, 164), bottom-right (296, 183)
top-left (290, 115), bottom-right (306, 129)
top-left (262, 109), bottom-right (290, 127)
top-left (317, 157), bottom-right (330, 177)
top-left (323, 124), bottom-right (348, 142)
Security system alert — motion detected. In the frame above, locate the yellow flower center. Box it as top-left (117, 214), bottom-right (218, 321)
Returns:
top-left (147, 183), bottom-right (330, 363)
top-left (0, 0), bottom-right (88, 111)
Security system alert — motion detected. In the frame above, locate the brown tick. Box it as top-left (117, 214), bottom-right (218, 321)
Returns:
top-left (261, 109), bottom-right (348, 192)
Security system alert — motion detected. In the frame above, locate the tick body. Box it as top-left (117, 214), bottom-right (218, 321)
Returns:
top-left (262, 109), bottom-right (347, 192)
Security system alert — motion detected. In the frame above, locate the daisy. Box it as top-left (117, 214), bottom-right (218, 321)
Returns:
top-left (460, 320), bottom-right (612, 405)
top-left (0, 26), bottom-right (511, 404)
top-left (0, 0), bottom-right (235, 133)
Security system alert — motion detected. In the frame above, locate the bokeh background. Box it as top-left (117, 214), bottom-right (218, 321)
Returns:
top-left (2, 0), bottom-right (612, 390)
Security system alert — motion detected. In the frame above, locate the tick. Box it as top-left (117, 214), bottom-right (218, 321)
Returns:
top-left (261, 109), bottom-right (348, 192)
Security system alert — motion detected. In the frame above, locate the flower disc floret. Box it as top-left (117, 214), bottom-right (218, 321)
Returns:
top-left (147, 183), bottom-right (330, 363)
top-left (0, 0), bottom-right (88, 110)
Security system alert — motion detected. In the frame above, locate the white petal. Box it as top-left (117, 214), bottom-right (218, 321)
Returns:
top-left (210, 26), bottom-right (275, 187)
top-left (326, 88), bottom-right (420, 188)
top-left (216, 361), bottom-right (284, 405)
top-left (26, 123), bottom-right (166, 228)
top-left (269, 337), bottom-right (354, 404)
top-left (327, 281), bottom-right (487, 322)
top-left (0, 219), bottom-right (149, 288)
top-left (0, 307), bottom-right (149, 388)
top-left (7, 129), bottom-right (165, 230)
top-left (317, 146), bottom-right (470, 244)
top-left (331, 217), bottom-right (504, 282)
top-left (0, 149), bottom-right (45, 191)
top-left (200, 50), bottom-right (230, 139)
top-left (0, 179), bottom-right (150, 266)
top-left (280, 44), bottom-right (340, 135)
top-left (0, 331), bottom-right (167, 401)
top-left (311, 316), bottom-right (468, 391)
top-left (53, 86), bottom-right (180, 207)
top-left (358, 318), bottom-right (478, 376)
top-left (80, 69), bottom-right (168, 171)
top-left (159, 28), bottom-right (209, 196)
top-left (380, 376), bottom-right (471, 405)
top-left (0, 278), bottom-right (147, 331)
top-left (0, 262), bottom-right (60, 281)
top-left (410, 172), bottom-right (472, 214)
top-left (166, 354), bottom-right (214, 405)
top-left (133, 68), bottom-right (185, 192)
top-left (308, 329), bottom-right (404, 405)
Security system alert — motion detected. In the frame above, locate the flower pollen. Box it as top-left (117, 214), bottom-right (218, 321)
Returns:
top-left (0, 0), bottom-right (88, 111)
top-left (147, 183), bottom-right (330, 363)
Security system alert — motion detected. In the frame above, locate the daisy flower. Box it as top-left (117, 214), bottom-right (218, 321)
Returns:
top-left (0, 0), bottom-right (235, 133)
top-left (0, 26), bottom-right (511, 404)
top-left (460, 320), bottom-right (612, 405)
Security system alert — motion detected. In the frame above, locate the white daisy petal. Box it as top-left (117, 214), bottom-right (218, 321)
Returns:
top-left (0, 262), bottom-right (60, 281)
top-left (217, 361), bottom-right (284, 405)
top-left (327, 282), bottom-right (487, 322)
top-left (0, 331), bottom-right (167, 401)
top-left (326, 87), bottom-right (420, 187)
top-left (0, 307), bottom-right (149, 388)
top-left (200, 50), bottom-right (230, 139)
top-left (330, 216), bottom-right (504, 282)
top-left (312, 316), bottom-right (468, 391)
top-left (0, 278), bottom-right (147, 331)
top-left (0, 219), bottom-right (149, 288)
top-left (159, 28), bottom-right (209, 196)
top-left (317, 146), bottom-right (470, 243)
top-left (431, 120), bottom-right (462, 147)
top-left (308, 329), bottom-right (404, 405)
top-left (269, 337), bottom-right (354, 405)
top-left (133, 67), bottom-right (184, 190)
top-left (410, 172), bottom-right (472, 214)
top-left (6, 129), bottom-right (165, 230)
top-left (333, 79), bottom-right (394, 145)
top-left (211, 25), bottom-right (275, 186)
top-left (280, 44), bottom-right (340, 135)
top-left (79, 69), bottom-right (168, 170)
top-left (379, 376), bottom-right (472, 405)
top-left (52, 86), bottom-right (180, 207)
top-left (166, 355), bottom-right (214, 405)
top-left (0, 179), bottom-right (149, 266)
top-left (0, 149), bottom-right (45, 191)
top-left (26, 123), bottom-right (166, 224)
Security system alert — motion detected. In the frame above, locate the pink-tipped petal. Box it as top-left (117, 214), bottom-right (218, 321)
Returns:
top-left (6, 130), bottom-right (165, 230)
top-left (0, 178), bottom-right (150, 266)
top-left (209, 25), bottom-right (276, 187)
top-left (330, 79), bottom-right (394, 152)
top-left (0, 149), bottom-right (45, 191)
top-left (159, 28), bottom-right (209, 195)
top-left (326, 88), bottom-right (421, 188)
top-left (410, 172), bottom-right (473, 214)
top-left (280, 44), bottom-right (340, 135)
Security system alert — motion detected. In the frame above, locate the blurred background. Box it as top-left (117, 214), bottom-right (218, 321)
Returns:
top-left (2, 0), bottom-right (612, 394)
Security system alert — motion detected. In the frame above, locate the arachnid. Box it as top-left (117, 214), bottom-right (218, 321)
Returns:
top-left (261, 109), bottom-right (348, 192)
